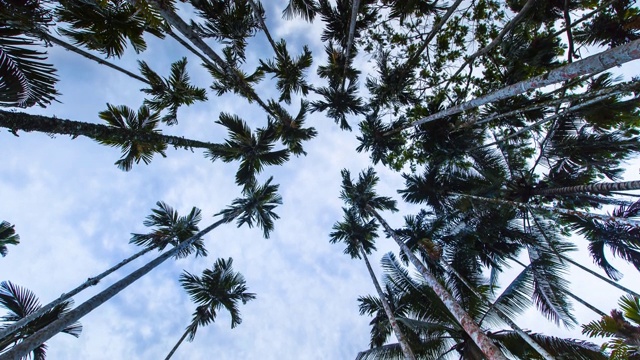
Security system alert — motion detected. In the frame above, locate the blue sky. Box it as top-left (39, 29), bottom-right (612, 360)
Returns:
top-left (1, 1), bottom-right (640, 359)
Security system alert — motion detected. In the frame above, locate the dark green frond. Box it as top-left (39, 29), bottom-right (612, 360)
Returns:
top-left (0, 30), bottom-right (59, 108)
top-left (0, 221), bottom-right (20, 257)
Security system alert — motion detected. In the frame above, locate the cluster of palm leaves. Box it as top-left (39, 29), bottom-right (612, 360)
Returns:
top-left (2, 0), bottom-right (640, 358)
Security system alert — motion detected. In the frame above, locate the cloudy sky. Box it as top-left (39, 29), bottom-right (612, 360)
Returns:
top-left (1, 1), bottom-right (640, 359)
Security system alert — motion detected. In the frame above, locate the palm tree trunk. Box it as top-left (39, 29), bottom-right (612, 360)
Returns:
top-left (360, 246), bottom-right (417, 360)
top-left (441, 262), bottom-right (556, 360)
top-left (567, 290), bottom-right (607, 317)
top-left (453, 193), bottom-right (640, 229)
top-left (478, 90), bottom-right (628, 149)
top-left (340, 0), bottom-right (360, 90)
top-left (0, 110), bottom-right (216, 151)
top-left (0, 218), bottom-right (229, 360)
top-left (387, 38), bottom-right (640, 135)
top-left (532, 180), bottom-right (640, 197)
top-left (0, 246), bottom-right (154, 342)
top-left (468, 78), bottom-right (639, 128)
top-left (367, 208), bottom-right (508, 360)
top-left (248, 0), bottom-right (279, 54)
top-left (559, 255), bottom-right (640, 298)
top-left (164, 327), bottom-right (190, 360)
top-left (43, 34), bottom-right (149, 84)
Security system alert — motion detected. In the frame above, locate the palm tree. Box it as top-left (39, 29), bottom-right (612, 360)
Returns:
top-left (582, 295), bottom-right (640, 359)
top-left (330, 207), bottom-right (417, 360)
top-left (0, 222), bottom-right (19, 257)
top-left (0, 201), bottom-right (206, 343)
top-left (0, 281), bottom-right (81, 359)
top-left (0, 178), bottom-right (281, 358)
top-left (164, 258), bottom-right (256, 359)
top-left (355, 253), bottom-right (607, 359)
top-left (0, 110), bottom-right (218, 157)
top-left (206, 113), bottom-right (289, 188)
top-left (339, 167), bottom-right (508, 360)
top-left (388, 38), bottom-right (640, 134)
top-left (137, 57), bottom-right (207, 125)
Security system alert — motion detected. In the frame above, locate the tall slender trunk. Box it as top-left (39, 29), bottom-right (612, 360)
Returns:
top-left (0, 246), bottom-right (154, 342)
top-left (340, 0), bottom-right (360, 90)
top-left (454, 193), bottom-right (640, 229)
top-left (368, 208), bottom-right (508, 360)
top-left (387, 38), bottom-right (640, 135)
top-left (440, 262), bottom-right (555, 360)
top-left (248, 0), bottom-right (279, 54)
top-left (478, 90), bottom-right (629, 149)
top-left (43, 34), bottom-right (149, 84)
top-left (0, 110), bottom-right (216, 151)
top-left (0, 218), bottom-right (229, 360)
top-left (532, 180), bottom-right (640, 197)
top-left (164, 327), bottom-right (190, 360)
top-left (360, 247), bottom-right (416, 360)
top-left (559, 255), bottom-right (640, 298)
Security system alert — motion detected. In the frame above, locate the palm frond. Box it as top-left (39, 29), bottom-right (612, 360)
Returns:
top-left (0, 30), bottom-right (59, 108)
top-left (0, 221), bottom-right (20, 257)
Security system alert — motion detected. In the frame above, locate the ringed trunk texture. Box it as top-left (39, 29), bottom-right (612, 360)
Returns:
top-left (164, 328), bottom-right (190, 360)
top-left (360, 247), bottom-right (417, 360)
top-left (389, 38), bottom-right (640, 134)
top-left (532, 180), bottom-right (640, 196)
top-left (455, 193), bottom-right (640, 229)
top-left (0, 110), bottom-right (216, 150)
top-left (369, 208), bottom-right (508, 360)
top-left (0, 218), bottom-right (228, 360)
top-left (0, 246), bottom-right (154, 341)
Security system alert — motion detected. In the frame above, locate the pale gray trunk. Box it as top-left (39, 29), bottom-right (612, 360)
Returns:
top-left (368, 208), bottom-right (508, 360)
top-left (470, 78), bottom-right (639, 127)
top-left (479, 90), bottom-right (628, 149)
top-left (532, 180), bottom-right (640, 197)
top-left (454, 193), bottom-right (640, 229)
top-left (391, 38), bottom-right (640, 134)
top-left (360, 247), bottom-right (416, 360)
top-left (0, 218), bottom-right (228, 360)
top-left (0, 246), bottom-right (154, 341)
top-left (164, 328), bottom-right (190, 360)
top-left (0, 110), bottom-right (217, 151)
top-left (559, 255), bottom-right (640, 298)
top-left (442, 263), bottom-right (555, 360)
top-left (44, 34), bottom-right (149, 84)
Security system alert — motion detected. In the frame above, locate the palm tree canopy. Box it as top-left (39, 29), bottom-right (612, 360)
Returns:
top-left (0, 281), bottom-right (82, 359)
top-left (330, 207), bottom-right (379, 258)
top-left (138, 57), bottom-right (207, 125)
top-left (0, 221), bottom-right (20, 257)
top-left (0, 0), bottom-right (59, 108)
top-left (205, 113), bottom-right (290, 187)
top-left (216, 177), bottom-right (282, 238)
top-left (340, 167), bottom-right (398, 220)
top-left (97, 104), bottom-right (168, 171)
top-left (180, 257), bottom-right (256, 340)
top-left (130, 201), bottom-right (207, 259)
